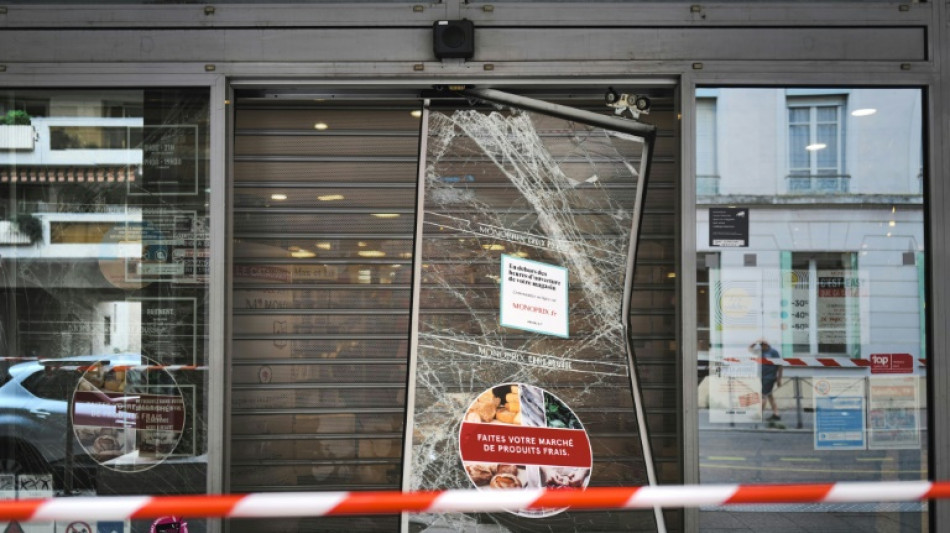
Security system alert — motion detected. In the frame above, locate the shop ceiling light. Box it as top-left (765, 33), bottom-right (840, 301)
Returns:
top-left (313, 122), bottom-right (329, 130)
top-left (805, 143), bottom-right (827, 151)
top-left (851, 108), bottom-right (877, 117)
top-left (291, 250), bottom-right (316, 258)
top-left (372, 213), bottom-right (401, 218)
top-left (358, 250), bottom-right (386, 258)
top-left (316, 242), bottom-right (332, 250)
top-left (271, 193), bottom-right (288, 200)
top-left (481, 244), bottom-right (505, 251)
top-left (411, 110), bottom-right (423, 118)
top-left (318, 194), bottom-right (344, 201)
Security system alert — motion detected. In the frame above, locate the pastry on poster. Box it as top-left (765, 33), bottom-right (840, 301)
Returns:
top-left (464, 463), bottom-right (495, 486)
top-left (464, 462), bottom-right (528, 489)
top-left (464, 384), bottom-right (522, 425)
top-left (489, 472), bottom-right (522, 489)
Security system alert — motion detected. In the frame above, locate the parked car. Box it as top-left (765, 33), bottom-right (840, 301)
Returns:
top-left (0, 353), bottom-right (144, 493)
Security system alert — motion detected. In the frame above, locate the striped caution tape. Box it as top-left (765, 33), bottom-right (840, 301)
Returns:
top-left (0, 358), bottom-right (207, 372)
top-left (2, 481), bottom-right (949, 522)
top-left (721, 357), bottom-right (926, 368)
top-left (53, 365), bottom-right (208, 373)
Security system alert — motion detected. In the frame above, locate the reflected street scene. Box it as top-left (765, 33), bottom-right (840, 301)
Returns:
top-left (696, 88), bottom-right (927, 532)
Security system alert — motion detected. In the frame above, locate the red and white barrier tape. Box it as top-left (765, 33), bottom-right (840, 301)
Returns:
top-left (0, 358), bottom-right (208, 372)
top-left (54, 365), bottom-right (208, 373)
top-left (721, 357), bottom-right (926, 368)
top-left (2, 481), bottom-right (949, 522)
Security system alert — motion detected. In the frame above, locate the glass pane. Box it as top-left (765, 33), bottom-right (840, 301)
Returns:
top-left (816, 106), bottom-right (838, 123)
top-left (789, 107), bottom-right (810, 124)
top-left (408, 104), bottom-right (657, 531)
top-left (0, 88), bottom-right (210, 504)
top-left (696, 88), bottom-right (926, 532)
top-left (789, 124), bottom-right (810, 171)
top-left (816, 123), bottom-right (839, 171)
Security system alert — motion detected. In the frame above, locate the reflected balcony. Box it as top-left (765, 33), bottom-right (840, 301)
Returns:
top-left (697, 174), bottom-right (720, 195)
top-left (785, 174), bottom-right (850, 194)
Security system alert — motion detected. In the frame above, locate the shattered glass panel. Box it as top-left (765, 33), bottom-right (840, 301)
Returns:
top-left (408, 106), bottom-right (658, 531)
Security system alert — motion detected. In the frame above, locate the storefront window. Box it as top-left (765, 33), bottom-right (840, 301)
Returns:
top-left (0, 88), bottom-right (210, 518)
top-left (696, 88), bottom-right (927, 531)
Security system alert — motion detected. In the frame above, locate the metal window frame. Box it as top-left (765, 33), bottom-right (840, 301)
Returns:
top-left (682, 66), bottom-right (943, 532)
top-left (398, 85), bottom-right (663, 531)
top-left (786, 97), bottom-right (847, 177)
top-left (0, 2), bottom-right (931, 29)
top-left (0, 73), bottom-right (226, 533)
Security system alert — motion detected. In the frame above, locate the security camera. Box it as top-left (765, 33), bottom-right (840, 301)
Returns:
top-left (605, 87), bottom-right (651, 119)
top-left (634, 95), bottom-right (651, 112)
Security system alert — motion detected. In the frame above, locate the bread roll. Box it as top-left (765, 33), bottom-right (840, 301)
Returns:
top-left (496, 464), bottom-right (519, 476)
top-left (489, 473), bottom-right (521, 489)
top-left (466, 464), bottom-right (495, 486)
top-left (469, 400), bottom-right (497, 423)
top-left (494, 407), bottom-right (518, 424)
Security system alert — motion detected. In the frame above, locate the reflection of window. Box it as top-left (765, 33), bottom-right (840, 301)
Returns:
top-left (22, 369), bottom-right (77, 402)
top-left (50, 126), bottom-right (142, 150)
top-left (788, 252), bottom-right (858, 356)
top-left (104, 316), bottom-right (111, 347)
top-left (696, 253), bottom-right (718, 356)
top-left (787, 97), bottom-right (847, 193)
top-left (50, 222), bottom-right (114, 244)
top-left (696, 98), bottom-right (718, 195)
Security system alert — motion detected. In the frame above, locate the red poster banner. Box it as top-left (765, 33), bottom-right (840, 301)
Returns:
top-left (870, 353), bottom-right (914, 374)
top-left (459, 422), bottom-right (592, 468)
top-left (72, 391), bottom-right (186, 431)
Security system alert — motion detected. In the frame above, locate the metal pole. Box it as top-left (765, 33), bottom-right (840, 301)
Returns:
top-left (64, 394), bottom-right (74, 495)
top-left (794, 376), bottom-right (803, 430)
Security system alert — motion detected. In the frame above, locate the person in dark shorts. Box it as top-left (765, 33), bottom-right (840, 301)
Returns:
top-left (749, 339), bottom-right (783, 421)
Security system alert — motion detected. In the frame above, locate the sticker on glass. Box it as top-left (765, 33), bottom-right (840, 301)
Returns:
top-left (71, 356), bottom-right (186, 472)
top-left (459, 383), bottom-right (592, 518)
top-left (499, 255), bottom-right (569, 338)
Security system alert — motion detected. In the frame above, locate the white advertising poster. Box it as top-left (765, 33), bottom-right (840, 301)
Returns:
top-left (500, 255), bottom-right (569, 338)
top-left (708, 361), bottom-right (763, 423)
top-left (713, 272), bottom-right (764, 355)
top-left (868, 376), bottom-right (921, 450)
top-left (813, 377), bottom-right (867, 451)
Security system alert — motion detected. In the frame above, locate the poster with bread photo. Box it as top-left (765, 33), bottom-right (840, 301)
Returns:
top-left (459, 383), bottom-right (592, 518)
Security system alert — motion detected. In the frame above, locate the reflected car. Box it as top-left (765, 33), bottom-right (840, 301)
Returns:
top-left (0, 353), bottom-right (143, 491)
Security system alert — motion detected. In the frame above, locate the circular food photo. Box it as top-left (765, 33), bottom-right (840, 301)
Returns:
top-left (71, 355), bottom-right (186, 473)
top-left (459, 383), bottom-right (593, 518)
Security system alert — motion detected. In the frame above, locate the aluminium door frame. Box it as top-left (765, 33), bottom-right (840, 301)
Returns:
top-left (401, 85), bottom-right (663, 532)
top-left (0, 73), bottom-right (229, 533)
top-left (678, 68), bottom-right (944, 533)
top-left (227, 78), bottom-right (674, 532)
